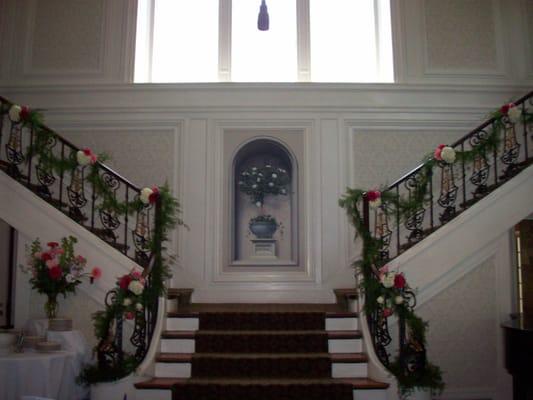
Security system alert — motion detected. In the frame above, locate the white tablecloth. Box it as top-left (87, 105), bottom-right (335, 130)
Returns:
top-left (0, 351), bottom-right (83, 400)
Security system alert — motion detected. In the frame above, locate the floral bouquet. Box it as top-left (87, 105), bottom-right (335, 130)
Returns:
top-left (23, 236), bottom-right (102, 318)
top-left (116, 269), bottom-right (146, 320)
top-left (238, 164), bottom-right (290, 207)
top-left (375, 265), bottom-right (409, 318)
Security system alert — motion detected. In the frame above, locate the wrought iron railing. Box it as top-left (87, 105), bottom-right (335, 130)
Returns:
top-left (361, 90), bottom-right (533, 371)
top-left (0, 95), bottom-right (162, 373)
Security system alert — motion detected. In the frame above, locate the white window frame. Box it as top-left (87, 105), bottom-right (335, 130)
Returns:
top-left (136, 0), bottom-right (393, 83)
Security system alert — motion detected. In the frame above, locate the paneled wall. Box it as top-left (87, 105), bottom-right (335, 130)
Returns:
top-left (0, 1), bottom-right (530, 399)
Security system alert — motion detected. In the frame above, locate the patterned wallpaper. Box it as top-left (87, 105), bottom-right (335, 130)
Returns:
top-left (61, 129), bottom-right (177, 189)
top-left (351, 129), bottom-right (459, 188)
top-left (417, 258), bottom-right (498, 391)
top-left (424, 0), bottom-right (498, 70)
top-left (31, 0), bottom-right (104, 71)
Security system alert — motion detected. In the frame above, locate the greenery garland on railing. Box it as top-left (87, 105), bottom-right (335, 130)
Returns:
top-left (339, 100), bottom-right (532, 397)
top-left (2, 99), bottom-right (186, 384)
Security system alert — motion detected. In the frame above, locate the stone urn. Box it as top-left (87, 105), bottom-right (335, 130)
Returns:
top-left (249, 218), bottom-right (278, 238)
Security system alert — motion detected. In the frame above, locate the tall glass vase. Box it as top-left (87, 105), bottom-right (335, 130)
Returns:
top-left (44, 293), bottom-right (58, 319)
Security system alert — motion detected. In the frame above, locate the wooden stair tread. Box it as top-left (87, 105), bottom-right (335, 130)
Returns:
top-left (135, 377), bottom-right (388, 390)
top-left (161, 329), bottom-right (362, 339)
top-left (156, 352), bottom-right (367, 363)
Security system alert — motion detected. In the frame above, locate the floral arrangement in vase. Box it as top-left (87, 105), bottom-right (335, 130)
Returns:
top-left (239, 164), bottom-right (290, 239)
top-left (238, 164), bottom-right (290, 208)
top-left (116, 269), bottom-right (146, 320)
top-left (22, 236), bottom-right (102, 319)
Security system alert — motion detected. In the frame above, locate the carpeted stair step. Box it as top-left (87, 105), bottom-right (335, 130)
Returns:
top-left (135, 377), bottom-right (389, 400)
top-left (197, 311), bottom-right (326, 331)
top-left (156, 352), bottom-right (369, 379)
top-left (161, 329), bottom-right (361, 353)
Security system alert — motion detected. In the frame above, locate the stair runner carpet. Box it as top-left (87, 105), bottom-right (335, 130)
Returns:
top-left (171, 311), bottom-right (353, 400)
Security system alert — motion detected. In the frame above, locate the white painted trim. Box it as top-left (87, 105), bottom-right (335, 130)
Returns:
top-left (0, 172), bottom-right (139, 306)
top-left (136, 296), bottom-right (166, 377)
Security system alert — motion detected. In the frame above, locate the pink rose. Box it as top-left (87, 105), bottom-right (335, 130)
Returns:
top-left (125, 311), bottom-right (135, 320)
top-left (434, 144), bottom-right (446, 161)
top-left (41, 252), bottom-right (52, 262)
top-left (131, 270), bottom-right (142, 280)
top-left (47, 242), bottom-right (59, 248)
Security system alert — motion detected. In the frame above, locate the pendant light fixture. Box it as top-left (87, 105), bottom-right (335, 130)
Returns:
top-left (257, 0), bottom-right (269, 31)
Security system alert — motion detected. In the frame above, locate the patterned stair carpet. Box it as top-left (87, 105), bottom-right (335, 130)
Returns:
top-left (171, 311), bottom-right (354, 400)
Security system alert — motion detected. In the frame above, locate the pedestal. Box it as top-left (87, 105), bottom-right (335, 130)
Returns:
top-left (251, 239), bottom-right (277, 260)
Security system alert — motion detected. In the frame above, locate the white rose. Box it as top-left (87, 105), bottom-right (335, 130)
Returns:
top-left (376, 296), bottom-right (384, 304)
top-left (369, 198), bottom-right (382, 209)
top-left (440, 146), bottom-right (456, 164)
top-left (257, 178), bottom-right (261, 182)
top-left (395, 296), bottom-right (404, 305)
top-left (252, 184), bottom-right (257, 189)
top-left (76, 150), bottom-right (91, 166)
top-left (128, 280), bottom-right (144, 295)
top-left (252, 167), bottom-right (257, 171)
top-left (272, 173), bottom-right (277, 179)
top-left (508, 106), bottom-right (522, 124)
top-left (66, 274), bottom-right (75, 283)
top-left (140, 187), bottom-right (153, 204)
top-left (281, 189), bottom-right (286, 194)
top-left (255, 201), bottom-right (262, 207)
top-left (135, 303), bottom-right (144, 311)
top-left (9, 105), bottom-right (21, 122)
top-left (268, 182), bottom-right (274, 187)
top-left (123, 298), bottom-right (132, 306)
top-left (382, 273), bottom-right (395, 288)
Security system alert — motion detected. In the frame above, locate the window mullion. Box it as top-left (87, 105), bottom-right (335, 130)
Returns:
top-left (297, 0), bottom-right (311, 82)
top-left (219, 0), bottom-right (232, 82)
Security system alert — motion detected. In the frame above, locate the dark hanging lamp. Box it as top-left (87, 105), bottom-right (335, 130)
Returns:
top-left (257, 0), bottom-right (269, 31)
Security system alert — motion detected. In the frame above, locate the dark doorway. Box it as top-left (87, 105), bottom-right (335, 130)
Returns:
top-left (0, 219), bottom-right (15, 328)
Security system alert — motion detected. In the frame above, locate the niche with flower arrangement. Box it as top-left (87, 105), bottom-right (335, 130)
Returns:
top-left (231, 138), bottom-right (298, 265)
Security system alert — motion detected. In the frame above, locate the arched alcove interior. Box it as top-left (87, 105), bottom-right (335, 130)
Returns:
top-left (231, 138), bottom-right (298, 265)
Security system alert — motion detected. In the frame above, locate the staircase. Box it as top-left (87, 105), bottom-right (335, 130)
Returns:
top-left (0, 91), bottom-right (532, 400)
top-left (135, 298), bottom-right (389, 400)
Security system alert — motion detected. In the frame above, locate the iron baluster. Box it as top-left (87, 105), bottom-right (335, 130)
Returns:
top-left (437, 162), bottom-right (458, 224)
top-left (98, 172), bottom-right (121, 245)
top-left (59, 143), bottom-right (65, 208)
top-left (35, 134), bottom-right (57, 200)
top-left (468, 129), bottom-right (491, 200)
top-left (67, 165), bottom-right (88, 223)
top-left (132, 202), bottom-right (152, 268)
top-left (27, 128), bottom-right (34, 186)
top-left (460, 142), bottom-right (466, 209)
top-left (396, 185), bottom-right (400, 256)
top-left (124, 187), bottom-right (129, 256)
top-left (428, 168), bottom-right (434, 230)
top-left (522, 101), bottom-right (528, 160)
top-left (492, 122), bottom-right (498, 187)
top-left (500, 121), bottom-right (520, 178)
top-left (5, 121), bottom-right (24, 179)
top-left (404, 171), bottom-right (426, 244)
top-left (91, 171), bottom-right (96, 231)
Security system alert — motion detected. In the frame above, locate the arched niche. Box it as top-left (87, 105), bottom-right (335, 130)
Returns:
top-left (230, 138), bottom-right (298, 265)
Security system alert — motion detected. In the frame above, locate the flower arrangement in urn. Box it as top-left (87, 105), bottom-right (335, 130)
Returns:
top-left (238, 164), bottom-right (290, 238)
top-left (23, 236), bottom-right (102, 319)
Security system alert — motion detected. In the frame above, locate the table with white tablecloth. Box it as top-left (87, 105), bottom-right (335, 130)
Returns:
top-left (0, 350), bottom-right (85, 400)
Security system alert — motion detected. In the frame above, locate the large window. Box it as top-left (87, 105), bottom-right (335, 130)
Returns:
top-left (135, 0), bottom-right (394, 83)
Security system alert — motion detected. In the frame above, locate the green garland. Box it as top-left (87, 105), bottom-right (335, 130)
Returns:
top-left (339, 103), bottom-right (532, 396)
top-left (1, 99), bottom-right (185, 385)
